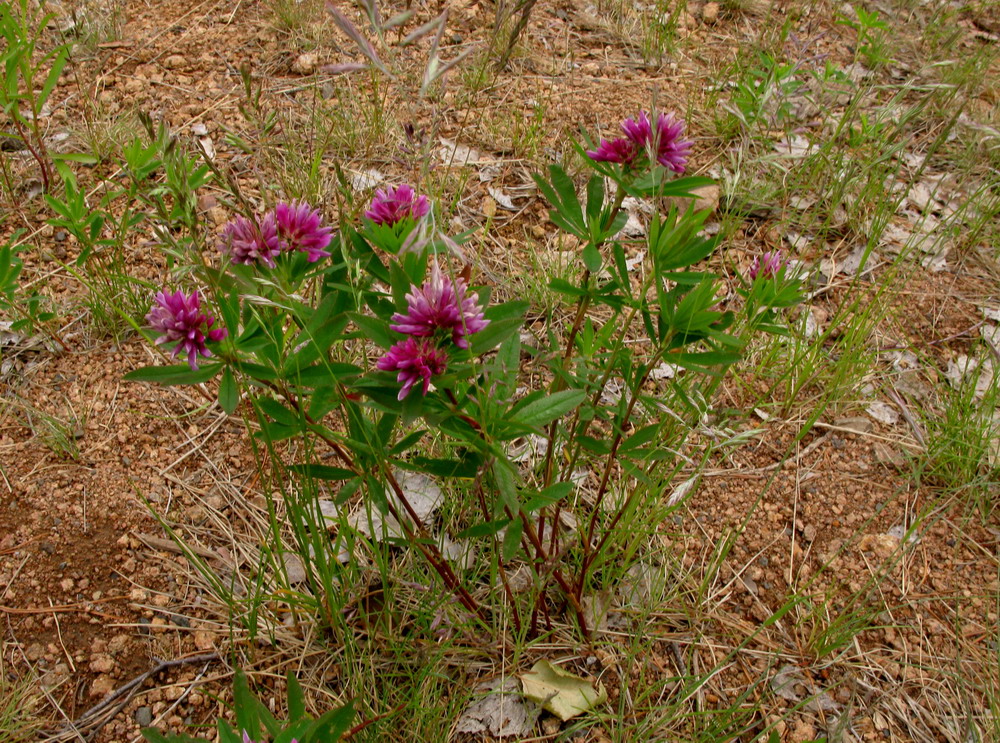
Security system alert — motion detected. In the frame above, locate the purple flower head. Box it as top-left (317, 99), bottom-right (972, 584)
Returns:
top-left (749, 251), bottom-right (785, 280)
top-left (364, 184), bottom-right (430, 227)
top-left (219, 213), bottom-right (282, 268)
top-left (621, 110), bottom-right (655, 147)
top-left (146, 289), bottom-right (228, 370)
top-left (274, 200), bottom-right (332, 262)
top-left (377, 337), bottom-right (448, 400)
top-left (586, 137), bottom-right (639, 165)
top-left (390, 262), bottom-right (489, 349)
top-left (588, 110), bottom-right (693, 173)
top-left (653, 112), bottom-right (693, 173)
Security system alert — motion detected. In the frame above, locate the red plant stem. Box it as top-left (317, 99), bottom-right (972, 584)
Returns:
top-left (11, 116), bottom-right (51, 193)
top-left (256, 378), bottom-right (486, 621)
top-left (540, 185), bottom-right (628, 548)
top-left (381, 464), bottom-right (487, 622)
top-left (575, 363), bottom-right (653, 597)
top-left (507, 503), bottom-right (590, 639)
top-left (473, 474), bottom-right (522, 635)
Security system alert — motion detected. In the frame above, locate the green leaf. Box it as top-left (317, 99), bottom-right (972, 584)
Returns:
top-left (308, 385), bottom-right (340, 420)
top-left (521, 659), bottom-right (608, 721)
top-left (492, 459), bottom-right (519, 510)
top-left (388, 428), bottom-right (427, 454)
top-left (256, 397), bottom-right (299, 426)
top-left (304, 700), bottom-right (355, 740)
top-left (456, 518), bottom-right (510, 539)
top-left (348, 312), bottom-right (396, 349)
top-left (54, 151), bottom-right (100, 165)
top-left (289, 363), bottom-right (363, 388)
top-left (510, 389), bottom-right (586, 427)
top-left (670, 350), bottom-right (741, 376)
top-left (232, 670), bottom-right (259, 742)
top-left (218, 367), bottom-right (238, 414)
top-left (232, 361), bottom-right (279, 382)
top-left (469, 316), bottom-right (523, 355)
top-left (38, 46), bottom-right (68, 111)
top-left (549, 278), bottom-right (588, 297)
top-left (619, 422), bottom-right (661, 452)
top-left (577, 434), bottom-right (611, 455)
top-left (288, 464), bottom-right (356, 480)
top-left (628, 172), bottom-right (715, 199)
top-left (485, 299), bottom-right (530, 323)
top-left (585, 174), bottom-right (605, 226)
top-left (286, 672), bottom-right (306, 721)
top-left (502, 517), bottom-right (524, 560)
top-left (124, 363), bottom-right (221, 386)
top-left (400, 454), bottom-right (482, 478)
top-left (581, 241), bottom-right (601, 272)
top-left (522, 482), bottom-right (574, 512)
top-left (550, 165), bottom-right (584, 227)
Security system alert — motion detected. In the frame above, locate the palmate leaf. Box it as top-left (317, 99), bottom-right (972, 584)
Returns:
top-left (533, 166), bottom-right (587, 238)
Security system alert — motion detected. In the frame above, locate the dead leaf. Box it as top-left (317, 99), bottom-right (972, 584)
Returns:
top-left (945, 355), bottom-right (995, 399)
top-left (439, 533), bottom-right (476, 570)
top-left (905, 181), bottom-right (936, 212)
top-left (820, 245), bottom-right (875, 278)
top-left (520, 660), bottom-right (607, 721)
top-left (347, 470), bottom-right (443, 540)
top-left (873, 442), bottom-right (907, 468)
top-left (770, 664), bottom-right (839, 712)
top-left (865, 401), bottom-right (899, 426)
top-left (581, 589), bottom-right (613, 633)
top-left (438, 137), bottom-right (483, 166)
top-left (773, 134), bottom-right (817, 158)
top-left (455, 678), bottom-right (537, 738)
top-left (349, 168), bottom-right (384, 191)
top-left (650, 362), bottom-right (679, 380)
top-left (784, 230), bottom-right (812, 252)
top-left (282, 553), bottom-right (307, 584)
top-left (487, 186), bottom-right (517, 210)
top-left (886, 524), bottom-right (920, 544)
top-left (508, 434), bottom-right (549, 465)
top-left (981, 307), bottom-right (1000, 322)
top-left (198, 136), bottom-right (215, 160)
top-left (833, 416), bottom-right (873, 434)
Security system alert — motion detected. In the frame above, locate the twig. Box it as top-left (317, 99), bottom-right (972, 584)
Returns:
top-left (44, 653), bottom-right (221, 742)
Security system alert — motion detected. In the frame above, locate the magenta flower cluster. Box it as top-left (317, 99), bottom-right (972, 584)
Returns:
top-left (364, 184), bottom-right (430, 226)
top-left (749, 250), bottom-right (785, 280)
top-left (587, 110), bottom-right (693, 173)
top-left (220, 200), bottom-right (332, 267)
top-left (146, 289), bottom-right (228, 370)
top-left (377, 263), bottom-right (490, 400)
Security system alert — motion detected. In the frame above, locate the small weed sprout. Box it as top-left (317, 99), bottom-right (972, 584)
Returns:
top-left (141, 670), bottom-right (354, 743)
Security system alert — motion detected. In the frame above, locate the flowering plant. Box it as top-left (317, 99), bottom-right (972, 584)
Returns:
top-left (126, 108), bottom-right (802, 640)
